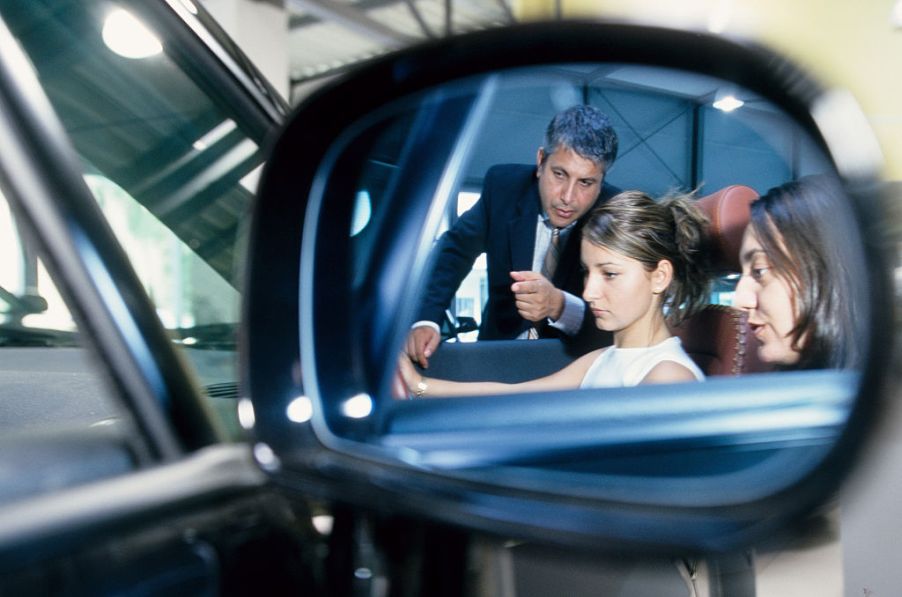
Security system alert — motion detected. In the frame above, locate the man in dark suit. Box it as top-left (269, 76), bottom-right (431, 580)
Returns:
top-left (406, 104), bottom-right (619, 368)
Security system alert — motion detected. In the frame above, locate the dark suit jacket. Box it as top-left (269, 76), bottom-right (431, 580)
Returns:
top-left (417, 163), bottom-right (618, 354)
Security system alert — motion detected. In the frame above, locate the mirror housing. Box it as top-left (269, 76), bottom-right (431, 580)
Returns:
top-left (246, 21), bottom-right (893, 553)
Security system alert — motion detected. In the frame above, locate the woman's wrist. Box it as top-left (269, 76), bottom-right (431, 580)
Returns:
top-left (415, 376), bottom-right (429, 398)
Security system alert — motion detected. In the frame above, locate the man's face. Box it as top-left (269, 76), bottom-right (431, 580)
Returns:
top-left (536, 145), bottom-right (605, 228)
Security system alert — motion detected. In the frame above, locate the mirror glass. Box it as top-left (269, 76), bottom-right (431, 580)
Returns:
top-left (304, 63), bottom-right (869, 505)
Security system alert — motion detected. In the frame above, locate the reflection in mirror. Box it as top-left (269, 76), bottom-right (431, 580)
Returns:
top-left (318, 63), bottom-right (869, 505)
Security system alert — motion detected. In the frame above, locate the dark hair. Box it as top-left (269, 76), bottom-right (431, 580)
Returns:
top-left (750, 177), bottom-right (857, 369)
top-left (543, 105), bottom-right (618, 170)
top-left (582, 191), bottom-right (711, 326)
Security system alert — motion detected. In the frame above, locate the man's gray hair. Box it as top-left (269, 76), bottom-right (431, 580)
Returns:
top-left (543, 104), bottom-right (618, 169)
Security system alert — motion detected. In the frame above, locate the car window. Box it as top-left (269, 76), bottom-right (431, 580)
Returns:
top-left (0, 186), bottom-right (145, 503)
top-left (0, 193), bottom-right (77, 339)
top-left (2, 1), bottom-right (276, 432)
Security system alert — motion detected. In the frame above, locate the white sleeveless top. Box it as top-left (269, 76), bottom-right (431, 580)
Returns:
top-left (579, 337), bottom-right (704, 388)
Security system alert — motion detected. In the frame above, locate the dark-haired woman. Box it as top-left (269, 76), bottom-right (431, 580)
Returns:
top-left (734, 177), bottom-right (857, 369)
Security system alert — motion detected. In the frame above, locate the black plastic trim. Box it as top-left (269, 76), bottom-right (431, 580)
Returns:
top-left (0, 444), bottom-right (267, 569)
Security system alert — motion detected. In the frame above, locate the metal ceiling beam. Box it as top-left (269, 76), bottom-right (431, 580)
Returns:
top-left (288, 0), bottom-right (402, 28)
top-left (402, 0), bottom-right (436, 38)
top-left (285, 0), bottom-right (412, 47)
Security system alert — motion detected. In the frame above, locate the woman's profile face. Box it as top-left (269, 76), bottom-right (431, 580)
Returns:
top-left (580, 240), bottom-right (663, 343)
top-left (734, 226), bottom-right (800, 365)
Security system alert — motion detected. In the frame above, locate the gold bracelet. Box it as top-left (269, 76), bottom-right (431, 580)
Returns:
top-left (415, 378), bottom-right (428, 398)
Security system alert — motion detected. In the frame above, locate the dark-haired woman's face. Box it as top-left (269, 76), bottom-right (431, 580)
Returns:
top-left (734, 226), bottom-right (800, 365)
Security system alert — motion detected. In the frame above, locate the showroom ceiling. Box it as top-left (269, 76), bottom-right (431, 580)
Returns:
top-left (283, 0), bottom-right (517, 100)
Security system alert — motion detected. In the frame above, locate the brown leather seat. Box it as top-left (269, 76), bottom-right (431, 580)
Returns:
top-left (671, 185), bottom-right (768, 376)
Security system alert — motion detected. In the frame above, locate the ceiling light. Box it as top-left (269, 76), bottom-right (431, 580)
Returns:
top-left (713, 95), bottom-right (744, 112)
top-left (102, 9), bottom-right (163, 59)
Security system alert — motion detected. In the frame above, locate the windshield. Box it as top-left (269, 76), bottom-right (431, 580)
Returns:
top-left (0, 1), bottom-right (279, 382)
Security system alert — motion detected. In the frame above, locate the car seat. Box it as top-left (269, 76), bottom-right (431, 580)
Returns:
top-left (671, 185), bottom-right (769, 376)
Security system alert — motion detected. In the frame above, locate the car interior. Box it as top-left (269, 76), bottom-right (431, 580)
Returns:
top-left (422, 182), bottom-right (769, 385)
top-left (378, 178), bottom-right (839, 492)
top-left (672, 184), bottom-right (769, 377)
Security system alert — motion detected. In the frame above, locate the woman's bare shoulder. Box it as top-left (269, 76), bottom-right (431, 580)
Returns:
top-left (640, 360), bottom-right (699, 384)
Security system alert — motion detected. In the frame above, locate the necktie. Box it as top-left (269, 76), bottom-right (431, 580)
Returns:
top-left (542, 227), bottom-right (561, 281)
top-left (528, 227), bottom-right (561, 339)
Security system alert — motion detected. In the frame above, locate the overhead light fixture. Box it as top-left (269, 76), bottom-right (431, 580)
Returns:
top-left (713, 95), bottom-right (744, 112)
top-left (102, 9), bottom-right (163, 59)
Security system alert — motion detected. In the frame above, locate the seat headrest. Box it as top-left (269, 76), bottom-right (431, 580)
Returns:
top-left (696, 184), bottom-right (757, 272)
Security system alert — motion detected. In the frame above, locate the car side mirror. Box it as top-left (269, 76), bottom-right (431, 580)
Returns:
top-left (245, 22), bottom-right (894, 553)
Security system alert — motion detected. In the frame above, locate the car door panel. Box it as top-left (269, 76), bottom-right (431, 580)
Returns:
top-left (0, 446), bottom-right (318, 595)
